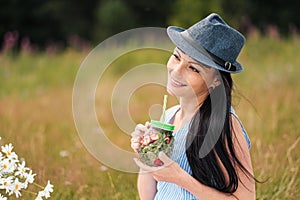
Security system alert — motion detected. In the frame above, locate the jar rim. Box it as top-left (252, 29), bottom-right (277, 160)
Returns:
top-left (150, 120), bottom-right (175, 131)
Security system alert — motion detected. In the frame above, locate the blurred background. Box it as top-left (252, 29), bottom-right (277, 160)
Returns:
top-left (0, 0), bottom-right (299, 199)
top-left (1, 0), bottom-right (300, 50)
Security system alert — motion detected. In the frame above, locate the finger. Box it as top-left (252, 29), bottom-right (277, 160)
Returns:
top-left (131, 143), bottom-right (140, 152)
top-left (130, 137), bottom-right (141, 143)
top-left (133, 158), bottom-right (152, 171)
top-left (131, 130), bottom-right (145, 139)
top-left (132, 126), bottom-right (148, 138)
top-left (135, 124), bottom-right (148, 132)
top-left (133, 158), bottom-right (162, 172)
top-left (158, 152), bottom-right (173, 166)
top-left (145, 121), bottom-right (150, 128)
top-left (131, 131), bottom-right (142, 138)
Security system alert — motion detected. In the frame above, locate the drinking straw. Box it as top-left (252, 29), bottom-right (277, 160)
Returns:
top-left (161, 95), bottom-right (168, 123)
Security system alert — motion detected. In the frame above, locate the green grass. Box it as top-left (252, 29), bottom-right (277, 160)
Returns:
top-left (0, 36), bottom-right (299, 199)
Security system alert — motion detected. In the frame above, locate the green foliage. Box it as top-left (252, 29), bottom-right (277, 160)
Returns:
top-left (247, 0), bottom-right (299, 35)
top-left (0, 0), bottom-right (98, 47)
top-left (122, 0), bottom-right (173, 27)
top-left (93, 0), bottom-right (137, 43)
top-left (0, 50), bottom-right (82, 97)
top-left (1, 0), bottom-right (300, 49)
top-left (167, 0), bottom-right (223, 27)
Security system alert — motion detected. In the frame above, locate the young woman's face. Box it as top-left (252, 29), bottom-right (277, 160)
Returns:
top-left (166, 48), bottom-right (219, 99)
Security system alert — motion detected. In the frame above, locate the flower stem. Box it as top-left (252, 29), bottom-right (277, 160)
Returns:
top-left (23, 190), bottom-right (37, 195)
top-left (32, 182), bottom-right (44, 190)
top-left (107, 171), bottom-right (115, 189)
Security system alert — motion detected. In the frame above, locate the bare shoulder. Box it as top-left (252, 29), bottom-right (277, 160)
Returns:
top-left (230, 114), bottom-right (256, 198)
top-left (230, 114), bottom-right (249, 152)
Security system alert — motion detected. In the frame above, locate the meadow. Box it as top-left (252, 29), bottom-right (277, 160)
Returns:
top-left (0, 35), bottom-right (299, 199)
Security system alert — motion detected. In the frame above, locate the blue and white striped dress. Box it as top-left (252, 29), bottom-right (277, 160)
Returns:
top-left (154, 105), bottom-right (251, 200)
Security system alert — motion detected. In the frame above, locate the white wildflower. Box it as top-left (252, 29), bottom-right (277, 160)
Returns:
top-left (0, 194), bottom-right (7, 200)
top-left (100, 165), bottom-right (108, 171)
top-left (59, 150), bottom-right (69, 158)
top-left (35, 191), bottom-right (45, 200)
top-left (35, 180), bottom-right (54, 199)
top-left (23, 169), bottom-right (36, 188)
top-left (15, 161), bottom-right (30, 178)
top-left (0, 158), bottom-right (17, 173)
top-left (1, 143), bottom-right (18, 160)
top-left (8, 178), bottom-right (23, 198)
top-left (0, 138), bottom-right (53, 198)
top-left (0, 176), bottom-right (13, 192)
top-left (43, 180), bottom-right (54, 198)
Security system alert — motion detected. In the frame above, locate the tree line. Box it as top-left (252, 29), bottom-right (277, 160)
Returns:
top-left (0, 0), bottom-right (299, 50)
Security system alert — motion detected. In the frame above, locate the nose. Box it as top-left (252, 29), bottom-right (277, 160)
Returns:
top-left (168, 57), bottom-right (187, 74)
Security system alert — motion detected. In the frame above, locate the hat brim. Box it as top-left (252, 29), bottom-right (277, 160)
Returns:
top-left (167, 26), bottom-right (243, 73)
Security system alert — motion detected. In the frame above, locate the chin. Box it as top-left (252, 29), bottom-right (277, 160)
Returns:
top-left (166, 85), bottom-right (185, 98)
top-left (166, 87), bottom-right (176, 96)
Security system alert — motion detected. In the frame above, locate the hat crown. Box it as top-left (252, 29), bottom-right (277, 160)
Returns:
top-left (187, 13), bottom-right (245, 63)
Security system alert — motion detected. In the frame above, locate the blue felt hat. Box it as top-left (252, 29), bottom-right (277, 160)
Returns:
top-left (167, 13), bottom-right (246, 73)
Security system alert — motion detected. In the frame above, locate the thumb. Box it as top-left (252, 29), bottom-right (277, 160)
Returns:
top-left (158, 152), bottom-right (173, 166)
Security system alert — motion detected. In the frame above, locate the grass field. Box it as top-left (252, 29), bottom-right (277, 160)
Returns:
top-left (0, 35), bottom-right (299, 199)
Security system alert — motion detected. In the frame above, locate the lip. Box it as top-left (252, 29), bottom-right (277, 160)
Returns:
top-left (170, 77), bottom-right (187, 87)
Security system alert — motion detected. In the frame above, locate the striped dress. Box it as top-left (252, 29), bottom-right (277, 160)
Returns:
top-left (154, 105), bottom-right (251, 200)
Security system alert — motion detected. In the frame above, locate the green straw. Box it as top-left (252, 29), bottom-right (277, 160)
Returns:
top-left (161, 95), bottom-right (168, 123)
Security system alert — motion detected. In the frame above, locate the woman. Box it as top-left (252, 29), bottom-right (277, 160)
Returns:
top-left (131, 13), bottom-right (255, 199)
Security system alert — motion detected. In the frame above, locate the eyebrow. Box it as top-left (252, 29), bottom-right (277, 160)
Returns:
top-left (175, 49), bottom-right (210, 72)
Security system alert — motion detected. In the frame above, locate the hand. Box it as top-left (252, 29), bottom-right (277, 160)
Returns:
top-left (130, 121), bottom-right (150, 152)
top-left (134, 152), bottom-right (183, 184)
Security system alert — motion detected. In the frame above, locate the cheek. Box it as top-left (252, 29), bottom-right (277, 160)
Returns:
top-left (188, 76), bottom-right (208, 92)
top-left (166, 58), bottom-right (173, 71)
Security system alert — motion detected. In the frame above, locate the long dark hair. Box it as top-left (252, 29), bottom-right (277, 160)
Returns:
top-left (186, 71), bottom-right (253, 193)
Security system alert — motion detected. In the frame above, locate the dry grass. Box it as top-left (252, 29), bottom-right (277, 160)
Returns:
top-left (0, 36), bottom-right (299, 199)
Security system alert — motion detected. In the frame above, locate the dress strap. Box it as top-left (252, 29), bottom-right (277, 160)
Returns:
top-left (230, 107), bottom-right (251, 149)
top-left (163, 105), bottom-right (181, 124)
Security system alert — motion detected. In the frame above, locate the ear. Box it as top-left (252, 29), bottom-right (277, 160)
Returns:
top-left (213, 76), bottom-right (221, 87)
top-left (209, 75), bottom-right (221, 89)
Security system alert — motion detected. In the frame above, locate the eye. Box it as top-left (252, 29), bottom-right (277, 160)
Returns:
top-left (189, 66), bottom-right (200, 73)
top-left (172, 53), bottom-right (180, 61)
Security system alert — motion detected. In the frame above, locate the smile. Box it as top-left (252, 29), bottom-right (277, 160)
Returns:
top-left (170, 77), bottom-right (187, 87)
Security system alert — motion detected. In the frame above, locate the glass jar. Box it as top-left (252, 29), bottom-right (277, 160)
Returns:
top-left (138, 120), bottom-right (175, 166)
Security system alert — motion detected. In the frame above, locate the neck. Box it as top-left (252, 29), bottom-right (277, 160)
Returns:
top-left (178, 92), bottom-right (208, 122)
